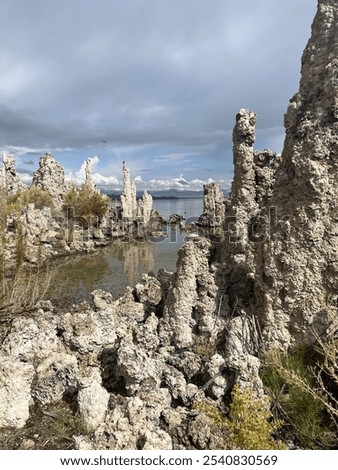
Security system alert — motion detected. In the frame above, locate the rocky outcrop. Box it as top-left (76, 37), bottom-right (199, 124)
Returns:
top-left (120, 162), bottom-right (154, 225)
top-left (226, 109), bottom-right (259, 254)
top-left (84, 158), bottom-right (97, 192)
top-left (32, 152), bottom-right (66, 209)
top-left (168, 214), bottom-right (184, 226)
top-left (121, 162), bottom-right (137, 219)
top-left (1, 156), bottom-right (160, 260)
top-left (199, 182), bottom-right (225, 227)
top-left (0, 235), bottom-right (232, 447)
top-left (137, 190), bottom-right (153, 224)
top-left (216, 0), bottom-right (338, 351)
top-left (0, 151), bottom-right (25, 195)
top-left (253, 149), bottom-right (280, 207)
top-left (0, 359), bottom-right (34, 429)
top-left (19, 203), bottom-right (61, 262)
top-left (77, 367), bottom-right (109, 431)
top-left (252, 0), bottom-right (338, 348)
top-left (160, 235), bottom-right (226, 349)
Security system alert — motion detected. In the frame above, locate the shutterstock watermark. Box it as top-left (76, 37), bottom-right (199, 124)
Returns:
top-left (41, 207), bottom-right (293, 246)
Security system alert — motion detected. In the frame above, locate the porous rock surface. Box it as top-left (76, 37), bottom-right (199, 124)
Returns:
top-left (0, 236), bottom-right (234, 447)
top-left (137, 190), bottom-right (153, 224)
top-left (84, 158), bottom-right (97, 193)
top-left (0, 151), bottom-right (26, 195)
top-left (220, 0), bottom-right (338, 349)
top-left (120, 162), bottom-right (154, 225)
top-left (32, 152), bottom-right (66, 209)
top-left (121, 161), bottom-right (137, 219)
top-left (199, 182), bottom-right (225, 227)
top-left (255, 0), bottom-right (338, 347)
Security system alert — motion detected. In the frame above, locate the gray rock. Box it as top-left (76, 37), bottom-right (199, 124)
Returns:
top-left (199, 182), bottom-right (225, 227)
top-left (121, 162), bottom-right (137, 219)
top-left (32, 353), bottom-right (79, 405)
top-left (0, 358), bottom-right (34, 428)
top-left (116, 340), bottom-right (163, 395)
top-left (32, 152), bottom-right (66, 209)
top-left (137, 190), bottom-right (153, 224)
top-left (1, 310), bottom-right (61, 362)
top-left (60, 303), bottom-right (117, 354)
top-left (0, 151), bottom-right (26, 195)
top-left (135, 274), bottom-right (162, 306)
top-left (160, 236), bottom-right (224, 348)
top-left (77, 367), bottom-right (109, 431)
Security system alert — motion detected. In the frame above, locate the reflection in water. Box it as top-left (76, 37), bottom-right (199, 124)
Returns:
top-left (47, 199), bottom-right (204, 306)
top-left (48, 240), bottom-right (155, 306)
top-left (116, 242), bottom-right (154, 285)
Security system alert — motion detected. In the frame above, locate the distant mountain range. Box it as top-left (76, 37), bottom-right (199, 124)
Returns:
top-left (104, 189), bottom-right (229, 199)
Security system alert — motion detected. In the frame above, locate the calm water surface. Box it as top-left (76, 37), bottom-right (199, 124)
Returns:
top-left (47, 198), bottom-right (203, 306)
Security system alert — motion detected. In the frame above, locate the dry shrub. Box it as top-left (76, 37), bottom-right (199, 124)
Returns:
top-left (195, 385), bottom-right (286, 450)
top-left (0, 219), bottom-right (50, 324)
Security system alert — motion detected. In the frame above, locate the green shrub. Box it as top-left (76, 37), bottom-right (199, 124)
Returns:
top-left (196, 385), bottom-right (286, 450)
top-left (261, 347), bottom-right (337, 449)
top-left (63, 184), bottom-right (109, 227)
top-left (6, 187), bottom-right (54, 213)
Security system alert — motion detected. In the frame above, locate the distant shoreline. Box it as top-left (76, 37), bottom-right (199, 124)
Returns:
top-left (151, 195), bottom-right (203, 200)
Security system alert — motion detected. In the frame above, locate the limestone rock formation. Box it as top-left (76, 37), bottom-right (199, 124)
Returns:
top-left (121, 161), bottom-right (137, 219)
top-left (32, 152), bottom-right (66, 209)
top-left (0, 359), bottom-right (34, 428)
top-left (137, 190), bottom-right (153, 224)
top-left (77, 367), bottom-right (109, 431)
top-left (226, 109), bottom-right (259, 253)
top-left (0, 151), bottom-right (25, 195)
top-left (253, 149), bottom-right (280, 207)
top-left (120, 162), bottom-right (154, 225)
top-left (19, 203), bottom-right (61, 262)
top-left (217, 0), bottom-right (338, 351)
top-left (168, 213), bottom-right (184, 226)
top-left (253, 0), bottom-right (338, 347)
top-left (84, 158), bottom-right (97, 192)
top-left (160, 235), bottom-right (226, 349)
top-left (135, 274), bottom-right (162, 306)
top-left (199, 182), bottom-right (225, 227)
top-left (0, 234), bottom-right (230, 446)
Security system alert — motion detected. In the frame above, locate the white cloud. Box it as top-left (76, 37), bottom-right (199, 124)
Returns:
top-left (92, 173), bottom-right (120, 187)
top-left (17, 164), bottom-right (230, 192)
top-left (18, 173), bottom-right (33, 185)
top-left (141, 175), bottom-right (229, 192)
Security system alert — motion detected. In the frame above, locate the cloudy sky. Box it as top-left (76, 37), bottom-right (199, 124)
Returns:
top-left (1, 0), bottom-right (317, 191)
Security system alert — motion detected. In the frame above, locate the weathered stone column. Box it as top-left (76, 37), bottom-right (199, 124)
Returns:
top-left (121, 161), bottom-right (137, 219)
top-left (0, 151), bottom-right (25, 195)
top-left (84, 158), bottom-right (97, 192)
top-left (225, 109), bottom-right (259, 252)
top-left (200, 182), bottom-right (224, 227)
top-left (254, 0), bottom-right (338, 348)
top-left (32, 152), bottom-right (66, 209)
top-left (137, 190), bottom-right (153, 224)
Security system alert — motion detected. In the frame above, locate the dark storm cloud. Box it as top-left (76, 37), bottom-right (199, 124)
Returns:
top-left (0, 0), bottom-right (317, 164)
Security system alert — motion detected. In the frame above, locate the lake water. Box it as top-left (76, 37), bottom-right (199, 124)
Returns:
top-left (47, 198), bottom-right (203, 306)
